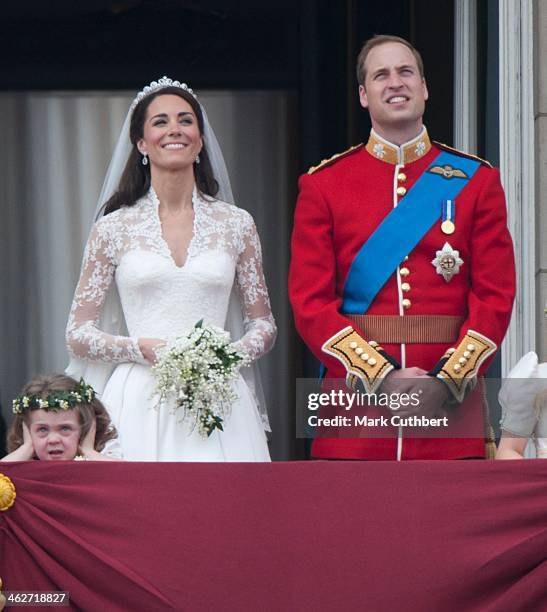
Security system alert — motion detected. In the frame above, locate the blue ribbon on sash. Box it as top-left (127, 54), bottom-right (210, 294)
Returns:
top-left (341, 151), bottom-right (480, 314)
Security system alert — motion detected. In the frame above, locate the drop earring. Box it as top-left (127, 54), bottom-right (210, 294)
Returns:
top-left (141, 153), bottom-right (148, 166)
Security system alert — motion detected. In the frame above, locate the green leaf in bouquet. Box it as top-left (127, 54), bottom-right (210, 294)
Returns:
top-left (207, 416), bottom-right (224, 436)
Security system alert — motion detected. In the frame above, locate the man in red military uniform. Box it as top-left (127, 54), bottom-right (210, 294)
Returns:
top-left (289, 35), bottom-right (516, 460)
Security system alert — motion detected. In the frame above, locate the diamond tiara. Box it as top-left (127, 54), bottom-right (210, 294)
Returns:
top-left (130, 76), bottom-right (196, 110)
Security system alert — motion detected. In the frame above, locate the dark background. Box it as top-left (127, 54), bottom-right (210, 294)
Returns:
top-left (1, 0), bottom-right (457, 172)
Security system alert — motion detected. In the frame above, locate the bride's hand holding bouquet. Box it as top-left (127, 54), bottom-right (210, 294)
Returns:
top-left (152, 320), bottom-right (248, 437)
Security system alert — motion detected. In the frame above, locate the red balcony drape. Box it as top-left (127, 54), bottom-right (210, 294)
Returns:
top-left (1, 461), bottom-right (546, 611)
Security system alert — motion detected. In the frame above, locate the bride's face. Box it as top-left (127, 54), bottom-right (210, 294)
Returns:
top-left (137, 94), bottom-right (203, 171)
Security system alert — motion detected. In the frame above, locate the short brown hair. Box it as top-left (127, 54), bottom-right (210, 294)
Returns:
top-left (356, 35), bottom-right (425, 86)
top-left (7, 374), bottom-right (117, 454)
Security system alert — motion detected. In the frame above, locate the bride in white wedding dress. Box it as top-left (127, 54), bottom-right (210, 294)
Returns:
top-left (66, 79), bottom-right (276, 461)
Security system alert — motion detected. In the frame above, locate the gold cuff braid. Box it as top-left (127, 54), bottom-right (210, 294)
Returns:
top-left (322, 327), bottom-right (394, 394)
top-left (437, 330), bottom-right (496, 402)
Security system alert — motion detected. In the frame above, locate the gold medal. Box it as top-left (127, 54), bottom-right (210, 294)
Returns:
top-left (441, 220), bottom-right (455, 235)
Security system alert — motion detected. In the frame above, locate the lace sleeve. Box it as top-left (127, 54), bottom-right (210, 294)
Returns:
top-left (66, 219), bottom-right (145, 364)
top-left (232, 212), bottom-right (277, 362)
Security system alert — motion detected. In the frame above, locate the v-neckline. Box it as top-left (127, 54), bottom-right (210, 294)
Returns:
top-left (149, 186), bottom-right (199, 270)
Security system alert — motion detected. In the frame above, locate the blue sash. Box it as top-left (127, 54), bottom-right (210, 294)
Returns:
top-left (341, 151), bottom-right (480, 314)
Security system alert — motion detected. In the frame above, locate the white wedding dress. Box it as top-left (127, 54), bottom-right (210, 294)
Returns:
top-left (66, 187), bottom-right (276, 461)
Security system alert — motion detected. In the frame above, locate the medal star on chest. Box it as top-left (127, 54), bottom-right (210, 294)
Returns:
top-left (432, 242), bottom-right (463, 282)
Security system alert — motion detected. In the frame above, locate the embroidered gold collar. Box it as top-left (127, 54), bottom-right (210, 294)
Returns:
top-left (365, 128), bottom-right (432, 165)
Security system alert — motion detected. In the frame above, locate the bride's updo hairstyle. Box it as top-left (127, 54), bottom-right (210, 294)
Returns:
top-left (103, 86), bottom-right (219, 216)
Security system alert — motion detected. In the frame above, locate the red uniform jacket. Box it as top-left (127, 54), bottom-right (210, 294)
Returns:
top-left (289, 129), bottom-right (516, 460)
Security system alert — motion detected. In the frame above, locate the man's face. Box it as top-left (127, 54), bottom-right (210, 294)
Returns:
top-left (359, 42), bottom-right (428, 137)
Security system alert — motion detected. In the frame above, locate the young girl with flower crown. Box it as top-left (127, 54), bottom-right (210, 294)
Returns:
top-left (1, 374), bottom-right (121, 461)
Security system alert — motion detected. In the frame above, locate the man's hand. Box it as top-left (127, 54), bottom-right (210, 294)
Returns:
top-left (380, 367), bottom-right (450, 418)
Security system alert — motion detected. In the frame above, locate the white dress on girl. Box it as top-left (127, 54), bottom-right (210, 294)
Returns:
top-left (499, 352), bottom-right (547, 458)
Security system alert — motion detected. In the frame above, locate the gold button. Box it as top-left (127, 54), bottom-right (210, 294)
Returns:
top-left (400, 267), bottom-right (410, 277)
top-left (463, 350), bottom-right (471, 358)
top-left (367, 358), bottom-right (377, 366)
top-left (453, 364), bottom-right (461, 372)
top-left (397, 172), bottom-right (407, 181)
top-left (349, 341), bottom-right (358, 349)
top-left (459, 357), bottom-right (467, 365)
top-left (467, 344), bottom-right (476, 352)
top-left (396, 186), bottom-right (407, 196)
top-left (402, 298), bottom-right (411, 309)
top-left (401, 282), bottom-right (410, 292)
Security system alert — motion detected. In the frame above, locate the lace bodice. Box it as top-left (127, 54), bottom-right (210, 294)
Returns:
top-left (66, 188), bottom-right (277, 364)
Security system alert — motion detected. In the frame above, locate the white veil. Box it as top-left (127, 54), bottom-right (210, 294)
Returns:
top-left (67, 78), bottom-right (270, 431)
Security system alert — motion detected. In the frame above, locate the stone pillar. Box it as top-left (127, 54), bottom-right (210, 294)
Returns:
top-left (536, 0), bottom-right (547, 361)
top-left (499, 0), bottom-right (536, 371)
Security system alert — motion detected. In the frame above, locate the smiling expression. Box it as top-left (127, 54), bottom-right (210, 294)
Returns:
top-left (29, 409), bottom-right (81, 461)
top-left (137, 94), bottom-right (203, 171)
top-left (359, 42), bottom-right (428, 138)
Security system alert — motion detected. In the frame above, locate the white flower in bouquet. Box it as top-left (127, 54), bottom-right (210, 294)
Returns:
top-left (152, 320), bottom-right (249, 437)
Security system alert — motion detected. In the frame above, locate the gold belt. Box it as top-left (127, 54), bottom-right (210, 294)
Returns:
top-left (346, 314), bottom-right (464, 344)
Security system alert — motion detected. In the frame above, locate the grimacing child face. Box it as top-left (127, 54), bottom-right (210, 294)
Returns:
top-left (28, 409), bottom-right (81, 460)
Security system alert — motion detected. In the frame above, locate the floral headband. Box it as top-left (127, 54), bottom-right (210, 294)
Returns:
top-left (12, 379), bottom-right (96, 415)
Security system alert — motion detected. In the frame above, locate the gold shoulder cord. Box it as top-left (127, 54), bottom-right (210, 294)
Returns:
top-left (432, 141), bottom-right (493, 168)
top-left (308, 144), bottom-right (364, 174)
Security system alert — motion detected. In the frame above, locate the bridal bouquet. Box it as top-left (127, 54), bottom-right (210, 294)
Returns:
top-left (152, 320), bottom-right (248, 437)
